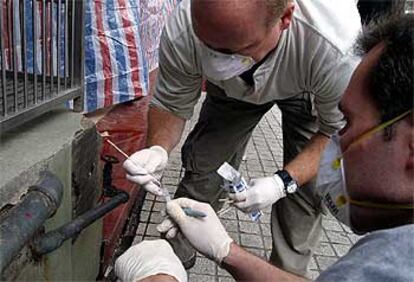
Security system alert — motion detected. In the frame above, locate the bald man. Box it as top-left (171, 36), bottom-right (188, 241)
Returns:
top-left (124, 0), bottom-right (361, 276)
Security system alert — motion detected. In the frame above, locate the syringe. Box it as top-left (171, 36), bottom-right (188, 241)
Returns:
top-left (161, 184), bottom-right (207, 218)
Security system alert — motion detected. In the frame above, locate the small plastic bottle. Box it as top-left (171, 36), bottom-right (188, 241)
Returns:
top-left (217, 162), bottom-right (262, 222)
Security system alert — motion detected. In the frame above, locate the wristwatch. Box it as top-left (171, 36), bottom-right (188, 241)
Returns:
top-left (275, 170), bottom-right (298, 194)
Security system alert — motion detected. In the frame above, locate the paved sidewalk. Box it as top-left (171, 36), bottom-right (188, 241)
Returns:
top-left (133, 97), bottom-right (361, 281)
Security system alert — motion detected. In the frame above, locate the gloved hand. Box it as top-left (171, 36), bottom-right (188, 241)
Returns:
top-left (228, 175), bottom-right (286, 213)
top-left (123, 145), bottom-right (168, 196)
top-left (157, 198), bottom-right (233, 264)
top-left (114, 239), bottom-right (187, 282)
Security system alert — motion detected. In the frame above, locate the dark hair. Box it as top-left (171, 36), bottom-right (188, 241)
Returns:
top-left (355, 13), bottom-right (413, 139)
top-left (357, 0), bottom-right (406, 23)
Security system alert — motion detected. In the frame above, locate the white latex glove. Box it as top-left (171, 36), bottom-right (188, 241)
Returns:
top-left (114, 239), bottom-right (187, 282)
top-left (123, 145), bottom-right (168, 196)
top-left (157, 198), bottom-right (233, 264)
top-left (228, 175), bottom-right (286, 213)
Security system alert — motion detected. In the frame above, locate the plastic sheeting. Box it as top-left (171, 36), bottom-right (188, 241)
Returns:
top-left (1, 0), bottom-right (66, 76)
top-left (84, 0), bottom-right (179, 113)
top-left (2, 0), bottom-right (179, 113)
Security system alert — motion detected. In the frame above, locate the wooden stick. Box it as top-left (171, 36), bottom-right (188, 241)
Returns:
top-left (217, 206), bottom-right (233, 216)
top-left (105, 139), bottom-right (130, 160)
top-left (218, 198), bottom-right (235, 204)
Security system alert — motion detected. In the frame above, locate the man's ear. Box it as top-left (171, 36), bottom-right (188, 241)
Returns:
top-left (280, 2), bottom-right (295, 30)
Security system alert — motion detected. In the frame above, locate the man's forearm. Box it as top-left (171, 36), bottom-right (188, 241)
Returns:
top-left (222, 243), bottom-right (307, 282)
top-left (284, 132), bottom-right (330, 186)
top-left (147, 106), bottom-right (186, 153)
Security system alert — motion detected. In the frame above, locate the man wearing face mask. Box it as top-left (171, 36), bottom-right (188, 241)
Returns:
top-left (115, 14), bottom-right (414, 282)
top-left (123, 0), bottom-right (361, 274)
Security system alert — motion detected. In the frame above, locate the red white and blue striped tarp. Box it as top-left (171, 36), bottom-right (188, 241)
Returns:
top-left (84, 0), bottom-right (179, 112)
top-left (1, 0), bottom-right (178, 113)
top-left (2, 0), bottom-right (66, 76)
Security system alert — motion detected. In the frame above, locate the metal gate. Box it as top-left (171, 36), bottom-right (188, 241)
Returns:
top-left (0, 0), bottom-right (84, 133)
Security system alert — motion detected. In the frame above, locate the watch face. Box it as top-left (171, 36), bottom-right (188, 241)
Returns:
top-left (286, 182), bottom-right (297, 193)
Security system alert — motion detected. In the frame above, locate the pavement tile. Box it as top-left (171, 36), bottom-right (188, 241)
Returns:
top-left (145, 223), bottom-right (160, 237)
top-left (222, 219), bottom-right (239, 233)
top-left (161, 176), bottom-right (178, 185)
top-left (260, 224), bottom-right (272, 237)
top-left (246, 160), bottom-right (262, 168)
top-left (261, 160), bottom-right (277, 168)
top-left (315, 256), bottom-right (338, 271)
top-left (347, 233), bottom-right (362, 244)
top-left (240, 234), bottom-right (264, 249)
top-left (258, 154), bottom-right (274, 162)
top-left (218, 276), bottom-right (235, 282)
top-left (227, 232), bottom-right (240, 244)
top-left (132, 235), bottom-right (143, 245)
top-left (168, 158), bottom-right (182, 167)
top-left (341, 223), bottom-right (353, 234)
top-left (245, 247), bottom-right (266, 259)
top-left (239, 221), bottom-right (261, 235)
top-left (141, 200), bottom-right (154, 211)
top-left (155, 196), bottom-right (166, 203)
top-left (308, 270), bottom-right (320, 280)
top-left (320, 229), bottom-right (329, 242)
top-left (152, 202), bottom-right (166, 212)
top-left (163, 183), bottom-right (177, 191)
top-left (263, 236), bottom-right (273, 250)
top-left (245, 154), bottom-right (259, 161)
top-left (142, 236), bottom-right (160, 241)
top-left (332, 243), bottom-right (352, 257)
top-left (314, 242), bottom-right (336, 257)
top-left (322, 218), bottom-right (344, 232)
top-left (247, 171), bottom-right (266, 178)
top-left (246, 166), bottom-right (265, 174)
top-left (326, 230), bottom-right (352, 245)
top-left (264, 168), bottom-right (277, 174)
top-left (188, 274), bottom-right (216, 282)
top-left (162, 170), bottom-right (181, 177)
top-left (259, 213), bottom-right (271, 224)
top-left (217, 267), bottom-right (231, 277)
top-left (237, 210), bottom-right (253, 222)
top-left (308, 256), bottom-right (318, 270)
top-left (139, 211), bottom-right (150, 222)
top-left (219, 209), bottom-right (237, 220)
top-left (190, 257), bottom-right (216, 275)
top-left (262, 206), bottom-right (272, 214)
top-left (136, 223), bottom-right (147, 235)
top-left (149, 211), bottom-right (164, 224)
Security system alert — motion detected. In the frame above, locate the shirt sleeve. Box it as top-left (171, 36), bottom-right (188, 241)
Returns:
top-left (150, 25), bottom-right (203, 120)
top-left (316, 225), bottom-right (414, 282)
top-left (311, 49), bottom-right (360, 136)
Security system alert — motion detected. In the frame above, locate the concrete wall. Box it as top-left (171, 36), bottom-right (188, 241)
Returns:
top-left (0, 108), bottom-right (102, 281)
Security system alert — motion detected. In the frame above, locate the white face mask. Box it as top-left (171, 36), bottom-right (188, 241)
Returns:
top-left (317, 110), bottom-right (414, 233)
top-left (316, 134), bottom-right (351, 227)
top-left (199, 42), bottom-right (256, 81)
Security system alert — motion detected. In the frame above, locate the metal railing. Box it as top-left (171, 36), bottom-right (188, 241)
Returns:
top-left (0, 0), bottom-right (84, 133)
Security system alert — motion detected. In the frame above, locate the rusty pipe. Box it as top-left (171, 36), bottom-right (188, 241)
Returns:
top-left (0, 172), bottom-right (63, 275)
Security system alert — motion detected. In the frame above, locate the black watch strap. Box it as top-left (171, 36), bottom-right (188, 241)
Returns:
top-left (275, 170), bottom-right (298, 194)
